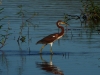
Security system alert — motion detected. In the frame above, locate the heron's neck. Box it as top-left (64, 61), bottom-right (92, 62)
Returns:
top-left (56, 23), bottom-right (64, 36)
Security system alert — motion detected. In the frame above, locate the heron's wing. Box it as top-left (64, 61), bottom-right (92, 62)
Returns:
top-left (36, 33), bottom-right (59, 44)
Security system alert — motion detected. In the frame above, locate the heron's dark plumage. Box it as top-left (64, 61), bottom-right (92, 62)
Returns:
top-left (36, 33), bottom-right (59, 44)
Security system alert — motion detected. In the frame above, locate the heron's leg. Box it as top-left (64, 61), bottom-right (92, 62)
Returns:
top-left (49, 54), bottom-right (53, 65)
top-left (39, 44), bottom-right (47, 53)
top-left (50, 47), bottom-right (53, 54)
top-left (50, 43), bottom-right (53, 54)
top-left (40, 54), bottom-right (46, 62)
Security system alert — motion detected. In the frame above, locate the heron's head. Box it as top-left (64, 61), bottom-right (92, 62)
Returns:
top-left (57, 20), bottom-right (68, 26)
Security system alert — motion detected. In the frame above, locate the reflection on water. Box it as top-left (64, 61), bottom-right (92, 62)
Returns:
top-left (36, 54), bottom-right (64, 75)
top-left (0, 50), bottom-right (9, 75)
top-left (0, 50), bottom-right (100, 75)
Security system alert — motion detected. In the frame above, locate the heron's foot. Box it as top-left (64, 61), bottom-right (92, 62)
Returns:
top-left (39, 49), bottom-right (43, 54)
top-left (51, 52), bottom-right (54, 55)
top-left (50, 49), bottom-right (53, 55)
top-left (39, 52), bottom-right (42, 54)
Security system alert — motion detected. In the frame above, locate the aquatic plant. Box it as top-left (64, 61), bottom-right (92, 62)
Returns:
top-left (0, 8), bottom-right (11, 49)
top-left (81, 0), bottom-right (100, 25)
top-left (0, 0), bottom-right (2, 5)
top-left (64, 0), bottom-right (100, 32)
top-left (16, 5), bottom-right (38, 51)
top-left (0, 25), bottom-right (12, 49)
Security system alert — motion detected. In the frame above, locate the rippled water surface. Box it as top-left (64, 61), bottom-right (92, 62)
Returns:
top-left (0, 0), bottom-right (100, 75)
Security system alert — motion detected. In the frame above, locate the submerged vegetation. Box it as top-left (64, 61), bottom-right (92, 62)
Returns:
top-left (16, 5), bottom-right (38, 50)
top-left (81, 0), bottom-right (100, 25)
top-left (64, 0), bottom-right (100, 28)
top-left (0, 8), bottom-right (11, 49)
top-left (0, 4), bottom-right (38, 50)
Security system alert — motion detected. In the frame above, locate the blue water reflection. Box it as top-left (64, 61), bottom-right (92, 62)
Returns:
top-left (0, 50), bottom-right (100, 75)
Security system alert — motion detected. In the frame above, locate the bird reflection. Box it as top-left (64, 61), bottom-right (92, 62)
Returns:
top-left (36, 54), bottom-right (64, 75)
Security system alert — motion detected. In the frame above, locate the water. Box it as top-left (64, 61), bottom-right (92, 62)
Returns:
top-left (0, 0), bottom-right (100, 75)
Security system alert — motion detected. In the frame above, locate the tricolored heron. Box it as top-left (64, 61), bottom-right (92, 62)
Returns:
top-left (36, 20), bottom-right (68, 54)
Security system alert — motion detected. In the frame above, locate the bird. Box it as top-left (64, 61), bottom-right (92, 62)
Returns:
top-left (36, 20), bottom-right (68, 54)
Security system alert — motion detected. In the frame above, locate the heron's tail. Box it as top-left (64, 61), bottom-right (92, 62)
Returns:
top-left (36, 39), bottom-right (47, 45)
top-left (36, 40), bottom-right (43, 44)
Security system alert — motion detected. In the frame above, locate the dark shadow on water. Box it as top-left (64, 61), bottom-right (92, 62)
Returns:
top-left (0, 50), bottom-right (100, 57)
top-left (36, 54), bottom-right (64, 75)
top-left (0, 50), bottom-right (66, 56)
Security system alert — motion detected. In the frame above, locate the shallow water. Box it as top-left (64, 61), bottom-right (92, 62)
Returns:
top-left (0, 0), bottom-right (100, 75)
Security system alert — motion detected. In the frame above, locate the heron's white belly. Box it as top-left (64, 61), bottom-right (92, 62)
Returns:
top-left (57, 35), bottom-right (63, 39)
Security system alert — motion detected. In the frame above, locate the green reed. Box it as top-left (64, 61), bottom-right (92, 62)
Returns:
top-left (0, 8), bottom-right (11, 49)
top-left (81, 0), bottom-right (100, 25)
top-left (64, 0), bottom-right (100, 31)
top-left (16, 4), bottom-right (38, 51)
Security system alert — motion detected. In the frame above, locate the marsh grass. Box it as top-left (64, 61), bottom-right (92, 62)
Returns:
top-left (64, 0), bottom-right (100, 32)
top-left (81, 0), bottom-right (100, 26)
top-left (0, 8), bottom-right (11, 49)
top-left (16, 5), bottom-right (38, 51)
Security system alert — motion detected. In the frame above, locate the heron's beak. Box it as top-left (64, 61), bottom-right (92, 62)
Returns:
top-left (61, 22), bottom-right (69, 26)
